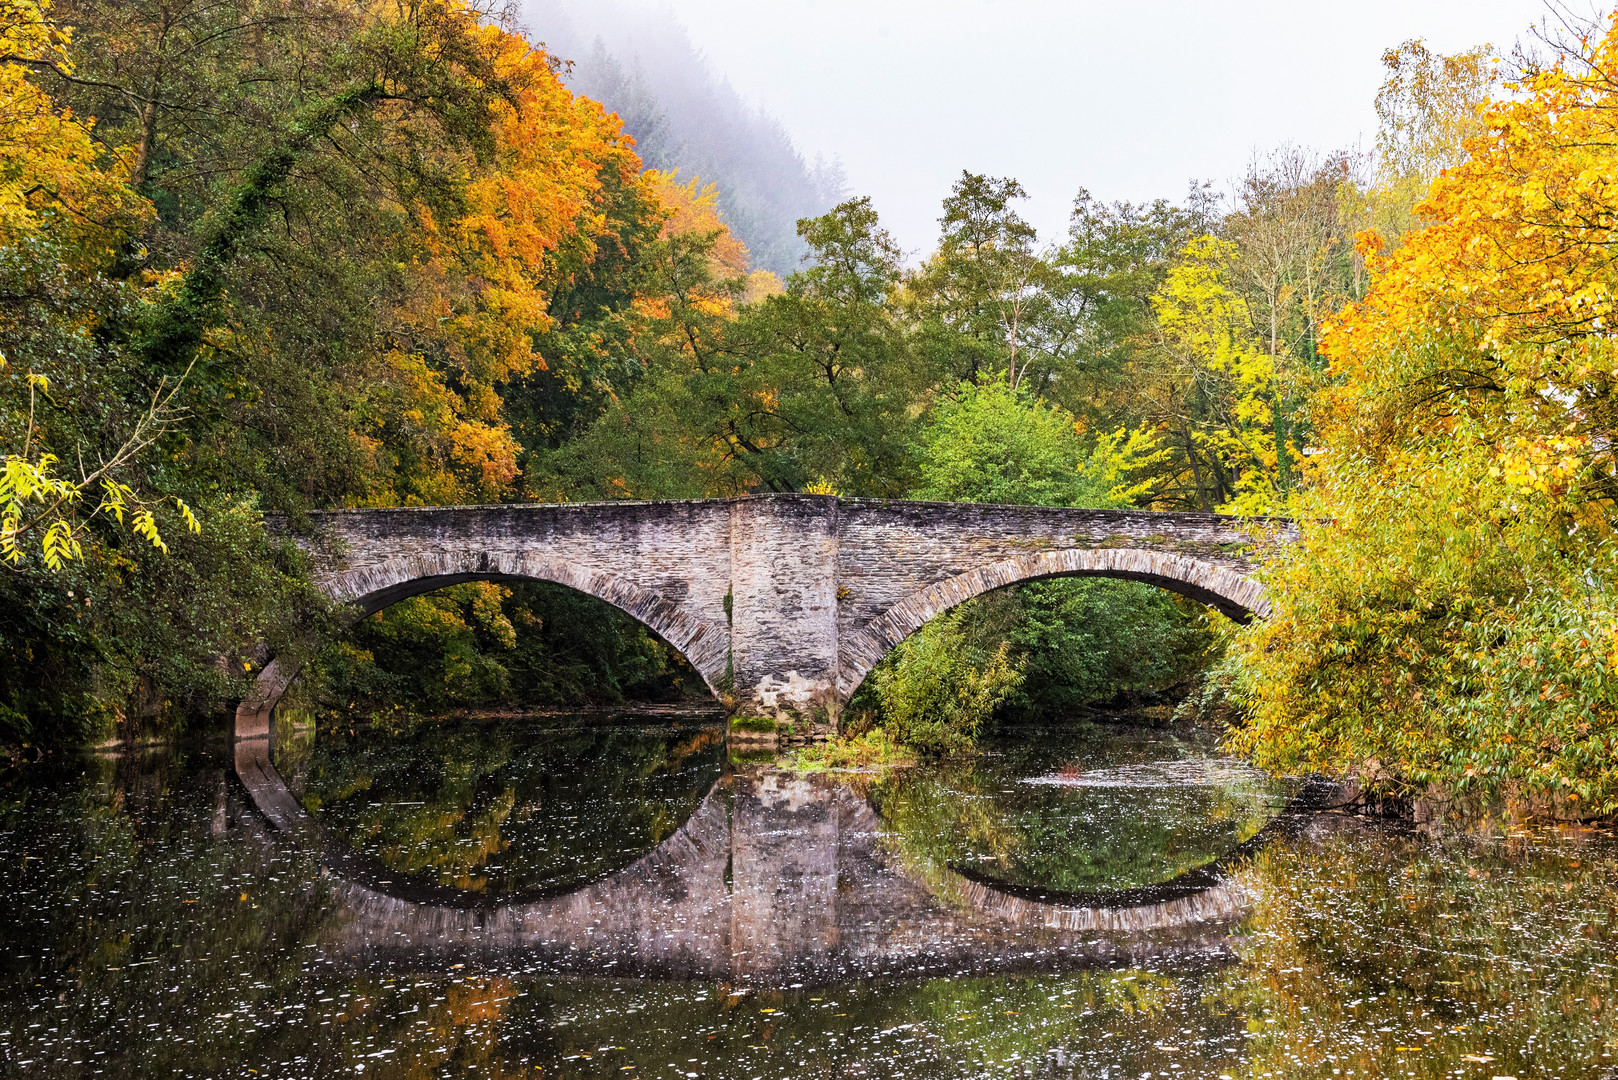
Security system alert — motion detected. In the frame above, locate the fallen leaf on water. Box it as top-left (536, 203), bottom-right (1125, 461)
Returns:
top-left (1463, 1055), bottom-right (1495, 1063)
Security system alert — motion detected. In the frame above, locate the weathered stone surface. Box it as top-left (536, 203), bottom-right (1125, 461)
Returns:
top-left (728, 497), bottom-right (842, 723)
top-left (244, 495), bottom-right (1291, 730)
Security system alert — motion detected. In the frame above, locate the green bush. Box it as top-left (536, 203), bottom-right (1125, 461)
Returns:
top-left (0, 501), bottom-right (320, 746)
top-left (786, 727), bottom-right (913, 772)
top-left (871, 606), bottom-right (1025, 756)
top-left (1010, 579), bottom-right (1214, 712)
top-left (911, 380), bottom-right (1130, 508)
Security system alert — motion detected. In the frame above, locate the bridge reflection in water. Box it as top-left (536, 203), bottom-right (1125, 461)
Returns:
top-left (235, 727), bottom-right (1265, 985)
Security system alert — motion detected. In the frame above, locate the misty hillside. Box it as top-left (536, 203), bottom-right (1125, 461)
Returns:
top-left (519, 0), bottom-right (845, 276)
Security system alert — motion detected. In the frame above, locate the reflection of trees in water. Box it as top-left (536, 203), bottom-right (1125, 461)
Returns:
top-left (472, 969), bottom-right (1234, 1078)
top-left (285, 716), bottom-right (724, 895)
top-left (7, 747), bottom-right (1618, 1076)
top-left (0, 751), bottom-right (343, 1077)
top-left (1213, 821), bottom-right (1618, 1078)
top-left (870, 729), bottom-right (1285, 894)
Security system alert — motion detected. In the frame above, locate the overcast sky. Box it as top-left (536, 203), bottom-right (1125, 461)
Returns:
top-left (554, 0), bottom-right (1558, 257)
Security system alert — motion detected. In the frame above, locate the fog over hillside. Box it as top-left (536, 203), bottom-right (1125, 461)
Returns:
top-left (520, 0), bottom-right (846, 276)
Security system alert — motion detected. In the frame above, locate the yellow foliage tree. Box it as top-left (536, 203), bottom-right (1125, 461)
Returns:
top-left (0, 0), bottom-right (144, 256)
top-left (1224, 13), bottom-right (1618, 814)
top-left (1150, 235), bottom-right (1292, 514)
top-left (0, 0), bottom-right (197, 569)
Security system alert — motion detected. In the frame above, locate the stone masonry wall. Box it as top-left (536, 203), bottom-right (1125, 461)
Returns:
top-left (830, 499), bottom-right (1291, 696)
top-left (252, 495), bottom-right (1289, 731)
top-left (278, 500), bottom-right (735, 692)
top-left (728, 496), bottom-right (843, 726)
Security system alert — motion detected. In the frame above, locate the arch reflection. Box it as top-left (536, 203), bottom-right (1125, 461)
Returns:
top-left (285, 712), bottom-right (722, 902)
top-left (235, 718), bottom-right (1294, 984)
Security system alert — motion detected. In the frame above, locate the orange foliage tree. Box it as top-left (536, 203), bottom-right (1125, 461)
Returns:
top-left (355, 12), bottom-right (654, 504)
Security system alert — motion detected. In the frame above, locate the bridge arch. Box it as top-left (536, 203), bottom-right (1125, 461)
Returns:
top-left (836, 547), bottom-right (1268, 700)
top-left (236, 550), bottom-right (729, 733)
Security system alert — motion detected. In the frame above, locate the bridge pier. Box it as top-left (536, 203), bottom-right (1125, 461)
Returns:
top-left (728, 496), bottom-right (842, 733)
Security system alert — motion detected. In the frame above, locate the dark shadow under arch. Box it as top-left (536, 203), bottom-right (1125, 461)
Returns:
top-left (837, 546), bottom-right (1268, 699)
top-left (236, 553), bottom-right (729, 741)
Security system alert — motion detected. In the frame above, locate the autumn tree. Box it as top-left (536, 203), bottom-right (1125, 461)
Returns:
top-left (0, 0), bottom-right (178, 570)
top-left (0, 0), bottom-right (673, 741)
top-left (1375, 38), bottom-right (1499, 183)
top-left (1222, 12), bottom-right (1618, 812)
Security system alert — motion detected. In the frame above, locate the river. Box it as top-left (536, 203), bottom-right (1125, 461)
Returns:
top-left (1, 709), bottom-right (1614, 1077)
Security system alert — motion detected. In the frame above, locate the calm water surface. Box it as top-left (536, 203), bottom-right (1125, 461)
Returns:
top-left (1, 711), bottom-right (1615, 1078)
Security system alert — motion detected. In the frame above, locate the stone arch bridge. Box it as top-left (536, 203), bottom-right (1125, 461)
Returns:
top-left (239, 495), bottom-right (1292, 736)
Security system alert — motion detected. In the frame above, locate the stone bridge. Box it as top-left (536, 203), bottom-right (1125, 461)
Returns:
top-left (239, 495), bottom-right (1291, 734)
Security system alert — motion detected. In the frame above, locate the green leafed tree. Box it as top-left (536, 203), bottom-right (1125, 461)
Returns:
top-left (860, 380), bottom-right (1214, 751)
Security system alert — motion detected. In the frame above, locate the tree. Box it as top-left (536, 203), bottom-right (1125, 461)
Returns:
top-left (1341, 38), bottom-right (1501, 272)
top-left (912, 379), bottom-right (1130, 508)
top-left (869, 604), bottom-right (1023, 756)
top-left (1223, 14), bottom-right (1618, 811)
top-left (724, 196), bottom-right (916, 496)
top-left (1375, 38), bottom-right (1499, 184)
top-left (1035, 188), bottom-right (1213, 409)
top-left (909, 172), bottom-right (1045, 389)
top-left (0, 0), bottom-right (191, 569)
top-left (1148, 234), bottom-right (1289, 514)
top-left (532, 196), bottom-right (919, 499)
top-left (0, 0), bottom-right (678, 742)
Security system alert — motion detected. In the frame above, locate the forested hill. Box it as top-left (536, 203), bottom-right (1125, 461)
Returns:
top-left (521, 0), bottom-right (846, 276)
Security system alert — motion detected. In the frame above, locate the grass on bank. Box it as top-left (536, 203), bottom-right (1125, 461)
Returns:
top-left (784, 727), bottom-right (915, 773)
